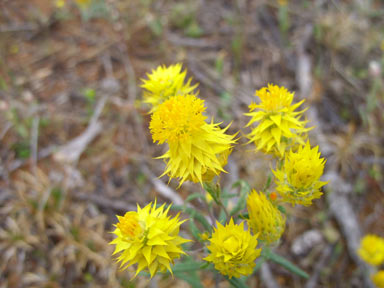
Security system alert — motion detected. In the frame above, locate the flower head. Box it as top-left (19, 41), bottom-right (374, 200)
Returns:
top-left (245, 84), bottom-right (311, 157)
top-left (141, 63), bottom-right (197, 111)
top-left (75, 0), bottom-right (91, 8)
top-left (204, 218), bottom-right (261, 279)
top-left (110, 201), bottom-right (190, 278)
top-left (150, 95), bottom-right (237, 186)
top-left (358, 234), bottom-right (384, 266)
top-left (246, 190), bottom-right (286, 244)
top-left (273, 142), bottom-right (327, 206)
top-left (55, 0), bottom-right (65, 8)
top-left (150, 94), bottom-right (206, 144)
top-left (372, 270), bottom-right (384, 288)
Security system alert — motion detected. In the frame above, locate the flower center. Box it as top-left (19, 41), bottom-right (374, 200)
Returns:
top-left (117, 212), bottom-right (143, 239)
top-left (150, 95), bottom-right (206, 144)
top-left (256, 85), bottom-right (293, 112)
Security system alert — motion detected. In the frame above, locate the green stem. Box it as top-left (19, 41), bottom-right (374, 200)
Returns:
top-left (218, 199), bottom-right (230, 219)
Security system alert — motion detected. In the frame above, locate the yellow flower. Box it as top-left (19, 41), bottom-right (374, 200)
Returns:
top-left (150, 95), bottom-right (237, 186)
top-left (273, 141), bottom-right (327, 206)
top-left (246, 190), bottom-right (286, 244)
top-left (358, 234), bottom-right (384, 266)
top-left (204, 219), bottom-right (261, 279)
top-left (245, 84), bottom-right (311, 157)
top-left (372, 270), bottom-right (384, 288)
top-left (141, 63), bottom-right (197, 111)
top-left (110, 201), bottom-right (190, 278)
top-left (55, 0), bottom-right (65, 8)
top-left (75, 0), bottom-right (91, 8)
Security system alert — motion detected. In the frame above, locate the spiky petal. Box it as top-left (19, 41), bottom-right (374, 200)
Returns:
top-left (150, 95), bottom-right (237, 186)
top-left (245, 84), bottom-right (312, 157)
top-left (273, 141), bottom-right (327, 206)
top-left (204, 219), bottom-right (261, 279)
top-left (246, 190), bottom-right (285, 244)
top-left (141, 63), bottom-right (197, 111)
top-left (110, 201), bottom-right (191, 278)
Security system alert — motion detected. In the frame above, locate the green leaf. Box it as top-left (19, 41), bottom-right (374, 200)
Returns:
top-left (83, 88), bottom-right (96, 103)
top-left (12, 142), bottom-right (30, 159)
top-left (172, 261), bottom-right (204, 273)
top-left (203, 182), bottom-right (221, 204)
top-left (278, 3), bottom-right (290, 33)
top-left (185, 21), bottom-right (203, 38)
top-left (171, 205), bottom-right (211, 231)
top-left (262, 249), bottom-right (309, 279)
top-left (230, 180), bottom-right (251, 217)
top-left (189, 218), bottom-right (202, 241)
top-left (185, 193), bottom-right (206, 203)
top-left (232, 180), bottom-right (249, 190)
top-left (277, 205), bottom-right (286, 215)
top-left (172, 257), bottom-right (205, 288)
top-left (51, 187), bottom-right (64, 210)
top-left (227, 276), bottom-right (248, 288)
top-left (148, 18), bottom-right (163, 36)
top-left (221, 193), bottom-right (238, 199)
top-left (263, 173), bottom-right (273, 191)
top-left (218, 209), bottom-right (227, 224)
top-left (175, 272), bottom-right (204, 288)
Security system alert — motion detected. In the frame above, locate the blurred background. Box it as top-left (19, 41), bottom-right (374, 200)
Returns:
top-left (1, 0), bottom-right (384, 287)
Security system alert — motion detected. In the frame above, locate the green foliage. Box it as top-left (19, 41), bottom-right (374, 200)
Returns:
top-left (189, 218), bottom-right (202, 241)
top-left (230, 180), bottom-right (251, 217)
top-left (148, 18), bottom-right (163, 37)
top-left (170, 2), bottom-right (203, 38)
top-left (80, 0), bottom-right (110, 21)
top-left (51, 187), bottom-right (64, 210)
top-left (172, 257), bottom-right (206, 288)
top-left (171, 205), bottom-right (212, 232)
top-left (227, 277), bottom-right (248, 288)
top-left (278, 3), bottom-right (290, 35)
top-left (11, 142), bottom-right (30, 159)
top-left (261, 248), bottom-right (309, 279)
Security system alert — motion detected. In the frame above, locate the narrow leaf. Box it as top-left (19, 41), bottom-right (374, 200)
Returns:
top-left (227, 276), bottom-right (249, 288)
top-left (263, 249), bottom-right (309, 279)
top-left (189, 219), bottom-right (202, 241)
top-left (171, 205), bottom-right (212, 231)
top-left (185, 193), bottom-right (206, 203)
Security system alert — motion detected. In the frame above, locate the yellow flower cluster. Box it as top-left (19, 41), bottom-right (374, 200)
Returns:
top-left (110, 201), bottom-right (190, 278)
top-left (146, 65), bottom-right (236, 187)
top-left (273, 142), bottom-right (327, 206)
top-left (204, 219), bottom-right (261, 278)
top-left (112, 67), bottom-right (329, 280)
top-left (358, 234), bottom-right (384, 266)
top-left (141, 63), bottom-right (197, 111)
top-left (246, 190), bottom-right (286, 244)
top-left (244, 84), bottom-right (327, 207)
top-left (245, 84), bottom-right (311, 158)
